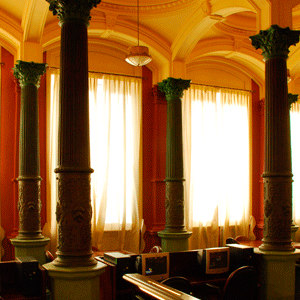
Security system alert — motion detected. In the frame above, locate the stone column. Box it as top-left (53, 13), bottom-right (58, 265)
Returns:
top-left (43, 1), bottom-right (106, 299)
top-left (10, 61), bottom-right (50, 265)
top-left (158, 77), bottom-right (192, 252)
top-left (250, 25), bottom-right (300, 252)
top-left (46, 0), bottom-right (100, 268)
top-left (250, 25), bottom-right (300, 300)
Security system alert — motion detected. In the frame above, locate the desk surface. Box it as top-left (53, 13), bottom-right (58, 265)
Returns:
top-left (239, 240), bottom-right (300, 249)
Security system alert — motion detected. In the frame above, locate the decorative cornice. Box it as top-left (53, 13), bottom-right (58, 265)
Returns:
top-left (13, 60), bottom-right (47, 88)
top-left (215, 22), bottom-right (256, 38)
top-left (97, 0), bottom-right (197, 14)
top-left (250, 25), bottom-right (300, 60)
top-left (158, 77), bottom-right (190, 99)
top-left (46, 0), bottom-right (102, 26)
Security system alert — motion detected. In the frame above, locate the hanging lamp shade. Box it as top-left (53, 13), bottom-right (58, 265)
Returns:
top-left (125, 0), bottom-right (152, 67)
top-left (126, 46), bottom-right (152, 66)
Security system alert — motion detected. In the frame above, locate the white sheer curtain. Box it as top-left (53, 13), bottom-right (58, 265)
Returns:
top-left (291, 102), bottom-right (300, 241)
top-left (44, 70), bottom-right (60, 255)
top-left (89, 74), bottom-right (142, 252)
top-left (46, 71), bottom-right (142, 255)
top-left (182, 85), bottom-right (251, 249)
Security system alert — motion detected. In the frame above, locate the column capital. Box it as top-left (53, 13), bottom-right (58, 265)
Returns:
top-left (158, 77), bottom-right (190, 100)
top-left (47, 0), bottom-right (101, 26)
top-left (250, 25), bottom-right (300, 60)
top-left (13, 60), bottom-right (46, 88)
top-left (289, 93), bottom-right (298, 109)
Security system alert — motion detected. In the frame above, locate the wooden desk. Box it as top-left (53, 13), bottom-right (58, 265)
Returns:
top-left (95, 250), bottom-right (229, 300)
top-left (95, 254), bottom-right (138, 300)
top-left (239, 240), bottom-right (300, 249)
top-left (123, 273), bottom-right (200, 300)
top-left (0, 261), bottom-right (47, 300)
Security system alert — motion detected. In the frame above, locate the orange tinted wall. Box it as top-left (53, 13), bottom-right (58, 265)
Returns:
top-left (251, 79), bottom-right (264, 239)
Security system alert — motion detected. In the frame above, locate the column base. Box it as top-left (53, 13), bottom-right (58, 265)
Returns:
top-left (254, 248), bottom-right (300, 300)
top-left (10, 237), bottom-right (50, 265)
top-left (43, 261), bottom-right (106, 300)
top-left (158, 231), bottom-right (192, 252)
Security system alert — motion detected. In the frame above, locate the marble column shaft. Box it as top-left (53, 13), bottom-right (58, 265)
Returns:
top-left (47, 0), bottom-right (101, 267)
top-left (13, 61), bottom-right (47, 240)
top-left (250, 25), bottom-right (300, 251)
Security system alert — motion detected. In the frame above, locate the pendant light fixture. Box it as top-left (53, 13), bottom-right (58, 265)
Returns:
top-left (126, 0), bottom-right (152, 66)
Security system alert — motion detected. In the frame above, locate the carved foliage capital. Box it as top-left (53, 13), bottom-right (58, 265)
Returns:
top-left (13, 61), bottom-right (46, 88)
top-left (152, 84), bottom-right (166, 102)
top-left (158, 77), bottom-right (191, 100)
top-left (289, 93), bottom-right (298, 109)
top-left (46, 0), bottom-right (101, 26)
top-left (250, 25), bottom-right (300, 60)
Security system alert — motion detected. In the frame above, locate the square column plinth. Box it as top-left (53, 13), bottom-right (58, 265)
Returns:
top-left (254, 248), bottom-right (300, 299)
top-left (43, 261), bottom-right (106, 300)
top-left (11, 237), bottom-right (50, 265)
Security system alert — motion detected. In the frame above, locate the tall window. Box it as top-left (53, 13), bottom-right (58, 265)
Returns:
top-left (291, 102), bottom-right (300, 236)
top-left (47, 71), bottom-right (142, 253)
top-left (182, 85), bottom-right (251, 248)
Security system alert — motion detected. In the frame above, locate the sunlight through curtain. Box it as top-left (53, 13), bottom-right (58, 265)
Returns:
top-left (89, 73), bottom-right (142, 252)
top-left (46, 71), bottom-right (142, 255)
top-left (44, 70), bottom-right (60, 255)
top-left (291, 102), bottom-right (300, 241)
top-left (182, 85), bottom-right (251, 249)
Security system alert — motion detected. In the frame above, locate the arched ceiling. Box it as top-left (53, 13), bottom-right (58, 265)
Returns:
top-left (2, 0), bottom-right (300, 84)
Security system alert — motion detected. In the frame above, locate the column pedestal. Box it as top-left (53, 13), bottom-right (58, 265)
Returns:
top-left (43, 261), bottom-right (106, 300)
top-left (255, 248), bottom-right (300, 299)
top-left (158, 231), bottom-right (192, 252)
top-left (11, 237), bottom-right (50, 265)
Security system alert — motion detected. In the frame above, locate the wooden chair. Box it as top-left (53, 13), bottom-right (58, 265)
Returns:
top-left (235, 235), bottom-right (250, 242)
top-left (161, 276), bottom-right (193, 295)
top-left (225, 237), bottom-right (239, 244)
top-left (149, 245), bottom-right (162, 253)
top-left (206, 266), bottom-right (259, 300)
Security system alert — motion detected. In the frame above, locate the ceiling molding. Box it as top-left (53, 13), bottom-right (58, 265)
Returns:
top-left (215, 22), bottom-right (256, 37)
top-left (96, 0), bottom-right (197, 15)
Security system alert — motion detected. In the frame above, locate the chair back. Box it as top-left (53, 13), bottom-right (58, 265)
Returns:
top-left (223, 266), bottom-right (258, 300)
top-left (225, 237), bottom-right (239, 244)
top-left (161, 276), bottom-right (192, 295)
top-left (235, 235), bottom-right (250, 242)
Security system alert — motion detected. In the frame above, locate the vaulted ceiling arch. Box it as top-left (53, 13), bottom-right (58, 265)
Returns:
top-left (171, 0), bottom-right (258, 62)
top-left (22, 0), bottom-right (49, 43)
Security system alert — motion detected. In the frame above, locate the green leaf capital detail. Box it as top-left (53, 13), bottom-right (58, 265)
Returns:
top-left (13, 61), bottom-right (47, 88)
top-left (250, 25), bottom-right (300, 60)
top-left (158, 77), bottom-right (191, 100)
top-left (289, 93), bottom-right (298, 109)
top-left (46, 0), bottom-right (101, 26)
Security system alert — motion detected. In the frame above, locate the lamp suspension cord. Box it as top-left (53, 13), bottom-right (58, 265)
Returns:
top-left (137, 0), bottom-right (139, 46)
